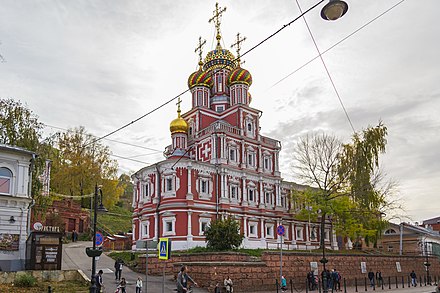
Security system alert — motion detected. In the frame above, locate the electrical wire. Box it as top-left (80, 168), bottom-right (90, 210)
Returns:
top-left (295, 0), bottom-right (356, 133)
top-left (43, 123), bottom-right (162, 152)
top-left (83, 0), bottom-right (326, 148)
top-left (269, 0), bottom-right (406, 89)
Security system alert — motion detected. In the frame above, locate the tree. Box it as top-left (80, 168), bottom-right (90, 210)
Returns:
top-left (50, 126), bottom-right (123, 208)
top-left (292, 122), bottom-right (393, 247)
top-left (0, 98), bottom-right (50, 196)
top-left (0, 99), bottom-right (43, 148)
top-left (204, 217), bottom-right (244, 250)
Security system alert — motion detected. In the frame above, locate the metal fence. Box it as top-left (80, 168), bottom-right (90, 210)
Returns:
top-left (274, 274), bottom-right (440, 293)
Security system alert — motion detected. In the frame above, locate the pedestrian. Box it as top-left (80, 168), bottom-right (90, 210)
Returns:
top-left (410, 270), bottom-right (417, 287)
top-left (224, 275), bottom-right (233, 293)
top-left (376, 271), bottom-right (383, 287)
top-left (368, 270), bottom-right (375, 287)
top-left (72, 229), bottom-right (77, 242)
top-left (280, 275), bottom-right (287, 292)
top-left (214, 282), bottom-right (221, 293)
top-left (307, 271), bottom-right (316, 290)
top-left (176, 265), bottom-right (198, 293)
top-left (114, 258), bottom-right (124, 281)
top-left (136, 276), bottom-right (143, 293)
top-left (95, 270), bottom-right (104, 293)
top-left (116, 277), bottom-right (126, 293)
top-left (332, 268), bottom-right (341, 291)
top-left (435, 282), bottom-right (440, 293)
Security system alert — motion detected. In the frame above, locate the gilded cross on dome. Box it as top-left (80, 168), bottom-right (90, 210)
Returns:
top-left (231, 32), bottom-right (246, 63)
top-left (194, 36), bottom-right (206, 67)
top-left (209, 2), bottom-right (227, 48)
top-left (176, 96), bottom-right (182, 117)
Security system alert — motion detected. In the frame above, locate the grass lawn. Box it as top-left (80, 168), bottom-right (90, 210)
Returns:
top-left (98, 205), bottom-right (132, 235)
top-left (0, 280), bottom-right (89, 293)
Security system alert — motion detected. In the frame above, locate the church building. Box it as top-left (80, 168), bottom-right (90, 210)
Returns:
top-left (132, 4), bottom-right (336, 251)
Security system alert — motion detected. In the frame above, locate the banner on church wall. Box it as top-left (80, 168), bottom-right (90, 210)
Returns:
top-left (0, 234), bottom-right (20, 251)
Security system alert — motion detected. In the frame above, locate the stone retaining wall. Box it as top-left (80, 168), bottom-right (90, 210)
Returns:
top-left (0, 269), bottom-right (89, 285)
top-left (138, 252), bottom-right (440, 292)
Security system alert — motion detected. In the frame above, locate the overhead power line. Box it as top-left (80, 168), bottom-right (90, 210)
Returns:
top-left (84, 0), bottom-right (326, 147)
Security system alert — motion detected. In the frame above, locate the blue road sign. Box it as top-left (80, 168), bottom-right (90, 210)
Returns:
top-left (158, 238), bottom-right (171, 260)
top-left (277, 225), bottom-right (285, 236)
top-left (95, 232), bottom-right (103, 246)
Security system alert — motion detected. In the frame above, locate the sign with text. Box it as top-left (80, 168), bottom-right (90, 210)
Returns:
top-left (360, 261), bottom-right (367, 274)
top-left (158, 238), bottom-right (171, 260)
top-left (396, 262), bottom-right (401, 272)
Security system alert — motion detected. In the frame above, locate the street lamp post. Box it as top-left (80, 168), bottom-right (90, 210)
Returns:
top-left (88, 184), bottom-right (108, 293)
top-left (320, 213), bottom-right (329, 293)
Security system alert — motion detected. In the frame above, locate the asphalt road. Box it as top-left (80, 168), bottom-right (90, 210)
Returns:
top-left (62, 241), bottom-right (208, 293)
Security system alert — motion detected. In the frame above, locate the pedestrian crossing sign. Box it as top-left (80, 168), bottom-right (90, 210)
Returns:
top-left (158, 238), bottom-right (171, 260)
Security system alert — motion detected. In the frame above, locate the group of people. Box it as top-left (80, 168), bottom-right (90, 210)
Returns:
top-left (176, 265), bottom-right (234, 293)
top-left (367, 270), bottom-right (384, 287)
top-left (321, 268), bottom-right (342, 291)
top-left (93, 258), bottom-right (143, 293)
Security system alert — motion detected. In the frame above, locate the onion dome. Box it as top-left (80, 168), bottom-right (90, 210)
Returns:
top-left (188, 67), bottom-right (213, 89)
top-left (203, 48), bottom-right (237, 72)
top-left (228, 66), bottom-right (252, 87)
top-left (169, 101), bottom-right (188, 134)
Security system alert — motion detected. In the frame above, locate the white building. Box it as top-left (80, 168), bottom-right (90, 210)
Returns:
top-left (0, 144), bottom-right (35, 271)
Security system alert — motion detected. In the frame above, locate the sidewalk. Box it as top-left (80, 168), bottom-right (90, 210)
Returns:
top-left (62, 241), bottom-right (207, 293)
top-left (258, 285), bottom-right (438, 293)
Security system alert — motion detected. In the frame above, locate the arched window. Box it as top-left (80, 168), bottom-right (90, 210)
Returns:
top-left (0, 167), bottom-right (13, 194)
top-left (384, 229), bottom-right (397, 235)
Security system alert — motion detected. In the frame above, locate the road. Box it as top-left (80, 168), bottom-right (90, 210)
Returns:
top-left (62, 241), bottom-right (208, 293)
top-left (62, 242), bottom-right (438, 293)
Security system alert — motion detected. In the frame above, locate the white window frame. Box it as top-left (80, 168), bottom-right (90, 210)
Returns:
top-left (296, 226), bottom-right (304, 240)
top-left (230, 184), bottom-right (239, 201)
top-left (265, 223), bottom-right (274, 239)
top-left (248, 222), bottom-right (258, 238)
top-left (199, 217), bottom-right (211, 236)
top-left (162, 172), bottom-right (178, 198)
top-left (162, 216), bottom-right (176, 236)
top-left (141, 220), bottom-right (150, 238)
top-left (0, 167), bottom-right (13, 195)
top-left (247, 152), bottom-right (256, 168)
top-left (216, 105), bottom-right (224, 113)
top-left (248, 188), bottom-right (256, 203)
top-left (197, 174), bottom-right (212, 200)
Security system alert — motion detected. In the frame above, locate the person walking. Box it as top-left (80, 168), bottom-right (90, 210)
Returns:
top-left (95, 270), bottom-right (104, 293)
top-left (280, 275), bottom-right (287, 292)
top-left (368, 270), bottom-right (375, 287)
top-left (114, 258), bottom-right (124, 281)
top-left (224, 276), bottom-right (233, 293)
top-left (376, 271), bottom-right (383, 287)
top-left (176, 265), bottom-right (198, 293)
top-left (410, 270), bottom-right (417, 287)
top-left (135, 276), bottom-right (143, 293)
top-left (116, 277), bottom-right (127, 293)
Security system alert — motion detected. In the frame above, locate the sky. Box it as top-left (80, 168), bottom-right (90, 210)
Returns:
top-left (1, 0), bottom-right (439, 223)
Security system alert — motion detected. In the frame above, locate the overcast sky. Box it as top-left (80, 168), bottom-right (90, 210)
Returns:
top-left (1, 0), bottom-right (439, 223)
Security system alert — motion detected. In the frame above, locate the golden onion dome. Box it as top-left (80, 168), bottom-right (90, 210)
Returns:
top-left (203, 48), bottom-right (237, 72)
top-left (169, 103), bottom-right (188, 134)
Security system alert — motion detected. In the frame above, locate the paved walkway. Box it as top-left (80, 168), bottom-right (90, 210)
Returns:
top-left (62, 241), bottom-right (207, 293)
top-left (258, 285), bottom-right (439, 293)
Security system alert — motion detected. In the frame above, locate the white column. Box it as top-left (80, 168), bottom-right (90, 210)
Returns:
top-left (187, 211), bottom-right (193, 238)
top-left (241, 140), bottom-right (245, 168)
top-left (154, 214), bottom-right (158, 241)
top-left (259, 179), bottom-right (264, 208)
top-left (243, 216), bottom-right (248, 239)
top-left (275, 183), bottom-right (281, 207)
top-left (260, 218), bottom-right (265, 238)
top-left (242, 176), bottom-right (247, 206)
top-left (186, 165), bottom-right (193, 200)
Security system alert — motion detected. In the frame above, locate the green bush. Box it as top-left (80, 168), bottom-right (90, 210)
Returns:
top-left (204, 217), bottom-right (244, 250)
top-left (14, 273), bottom-right (37, 287)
